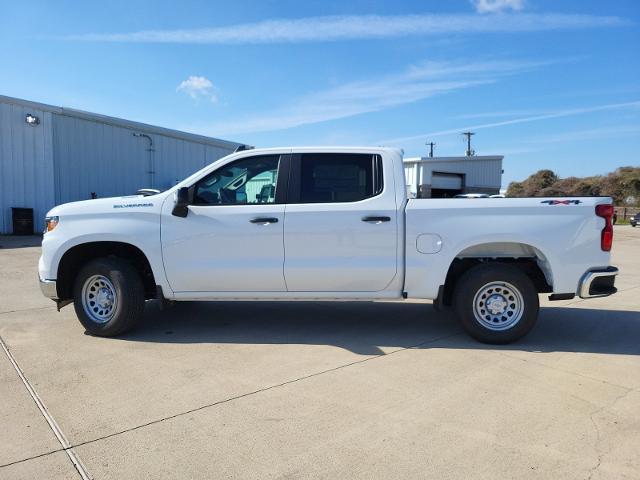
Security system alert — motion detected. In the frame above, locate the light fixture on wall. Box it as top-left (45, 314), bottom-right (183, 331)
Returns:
top-left (25, 113), bottom-right (40, 126)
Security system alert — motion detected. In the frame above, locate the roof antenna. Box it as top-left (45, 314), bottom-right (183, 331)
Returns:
top-left (426, 141), bottom-right (435, 158)
top-left (462, 131), bottom-right (475, 157)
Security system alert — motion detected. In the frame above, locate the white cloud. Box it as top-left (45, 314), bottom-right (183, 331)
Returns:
top-left (192, 59), bottom-right (548, 136)
top-left (177, 75), bottom-right (218, 102)
top-left (471, 0), bottom-right (525, 14)
top-left (530, 124), bottom-right (640, 144)
top-left (454, 109), bottom-right (547, 120)
top-left (471, 124), bottom-right (640, 158)
top-left (68, 13), bottom-right (625, 44)
top-left (380, 101), bottom-right (640, 144)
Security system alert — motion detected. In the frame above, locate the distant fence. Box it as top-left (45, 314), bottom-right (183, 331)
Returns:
top-left (614, 206), bottom-right (639, 222)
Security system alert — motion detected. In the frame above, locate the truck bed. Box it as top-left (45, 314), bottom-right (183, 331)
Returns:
top-left (403, 197), bottom-right (612, 299)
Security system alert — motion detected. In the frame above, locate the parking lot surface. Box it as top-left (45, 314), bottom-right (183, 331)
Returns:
top-left (1, 226), bottom-right (639, 479)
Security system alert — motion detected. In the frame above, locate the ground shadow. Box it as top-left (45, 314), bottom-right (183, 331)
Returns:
top-left (0, 235), bottom-right (42, 249)
top-left (117, 300), bottom-right (640, 356)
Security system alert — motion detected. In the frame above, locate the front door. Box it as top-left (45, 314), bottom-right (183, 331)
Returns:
top-left (161, 154), bottom-right (287, 292)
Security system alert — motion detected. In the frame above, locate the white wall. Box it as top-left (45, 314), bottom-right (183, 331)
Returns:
top-left (0, 103), bottom-right (55, 234)
top-left (52, 115), bottom-right (236, 205)
top-left (418, 159), bottom-right (502, 188)
top-left (404, 156), bottom-right (503, 196)
top-left (0, 96), bottom-right (238, 233)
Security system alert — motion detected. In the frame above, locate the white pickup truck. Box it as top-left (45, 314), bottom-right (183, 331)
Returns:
top-left (39, 147), bottom-right (618, 343)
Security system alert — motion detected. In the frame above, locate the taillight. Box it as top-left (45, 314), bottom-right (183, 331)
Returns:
top-left (595, 204), bottom-right (613, 251)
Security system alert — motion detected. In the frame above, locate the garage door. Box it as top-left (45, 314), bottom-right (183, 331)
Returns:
top-left (431, 172), bottom-right (463, 190)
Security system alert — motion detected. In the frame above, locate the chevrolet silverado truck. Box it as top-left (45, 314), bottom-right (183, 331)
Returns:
top-left (39, 147), bottom-right (618, 343)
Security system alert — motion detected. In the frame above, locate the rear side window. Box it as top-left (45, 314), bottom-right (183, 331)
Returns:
top-left (299, 153), bottom-right (382, 203)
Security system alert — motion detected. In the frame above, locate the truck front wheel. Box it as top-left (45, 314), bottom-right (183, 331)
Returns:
top-left (73, 257), bottom-right (145, 336)
top-left (453, 263), bottom-right (539, 344)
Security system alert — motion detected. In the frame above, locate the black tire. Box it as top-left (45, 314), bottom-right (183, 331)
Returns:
top-left (453, 263), bottom-right (539, 344)
top-left (73, 257), bottom-right (145, 336)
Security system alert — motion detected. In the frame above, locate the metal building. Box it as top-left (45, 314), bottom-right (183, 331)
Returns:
top-left (0, 95), bottom-right (242, 234)
top-left (404, 155), bottom-right (503, 198)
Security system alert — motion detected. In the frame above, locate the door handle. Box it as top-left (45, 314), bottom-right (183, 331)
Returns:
top-left (362, 216), bottom-right (391, 223)
top-left (250, 217), bottom-right (279, 224)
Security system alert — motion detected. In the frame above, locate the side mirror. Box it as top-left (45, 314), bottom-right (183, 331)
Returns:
top-left (172, 187), bottom-right (190, 217)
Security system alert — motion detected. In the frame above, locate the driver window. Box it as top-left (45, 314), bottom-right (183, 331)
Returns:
top-left (193, 155), bottom-right (280, 205)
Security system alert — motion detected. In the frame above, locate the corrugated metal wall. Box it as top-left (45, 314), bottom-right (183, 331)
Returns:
top-left (417, 158), bottom-right (502, 188)
top-left (245, 171), bottom-right (277, 202)
top-left (153, 134), bottom-right (231, 190)
top-left (0, 103), bottom-right (55, 234)
top-left (0, 96), bottom-right (238, 233)
top-left (52, 115), bottom-right (234, 206)
top-left (404, 157), bottom-right (503, 196)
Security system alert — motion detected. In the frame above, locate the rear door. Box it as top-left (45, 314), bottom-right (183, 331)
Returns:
top-left (283, 152), bottom-right (398, 292)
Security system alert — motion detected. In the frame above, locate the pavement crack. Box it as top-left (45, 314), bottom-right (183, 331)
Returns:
top-left (65, 331), bottom-right (462, 451)
top-left (587, 412), bottom-right (603, 480)
top-left (0, 305), bottom-right (56, 316)
top-left (0, 335), bottom-right (91, 479)
top-left (0, 448), bottom-right (66, 469)
top-left (495, 351), bottom-right (634, 392)
top-left (585, 386), bottom-right (637, 480)
top-left (0, 330), bottom-right (462, 470)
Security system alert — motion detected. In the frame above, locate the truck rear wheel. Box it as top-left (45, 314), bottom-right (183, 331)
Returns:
top-left (73, 257), bottom-right (145, 336)
top-left (453, 263), bottom-right (539, 344)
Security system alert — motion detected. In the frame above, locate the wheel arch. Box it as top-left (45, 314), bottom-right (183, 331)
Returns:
top-left (441, 241), bottom-right (553, 306)
top-left (57, 241), bottom-right (157, 301)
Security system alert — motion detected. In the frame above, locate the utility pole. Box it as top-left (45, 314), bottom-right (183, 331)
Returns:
top-left (462, 131), bottom-right (475, 157)
top-left (426, 141), bottom-right (435, 158)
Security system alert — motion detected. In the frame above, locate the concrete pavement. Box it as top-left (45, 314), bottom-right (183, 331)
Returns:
top-left (0, 227), bottom-right (639, 479)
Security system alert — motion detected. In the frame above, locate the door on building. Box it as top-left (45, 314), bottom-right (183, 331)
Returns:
top-left (431, 172), bottom-right (464, 198)
top-left (161, 154), bottom-right (289, 292)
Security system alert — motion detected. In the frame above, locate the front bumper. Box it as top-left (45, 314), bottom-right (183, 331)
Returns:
top-left (39, 277), bottom-right (58, 300)
top-left (578, 267), bottom-right (618, 299)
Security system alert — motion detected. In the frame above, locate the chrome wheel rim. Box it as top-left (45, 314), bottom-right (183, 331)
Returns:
top-left (81, 275), bottom-right (117, 324)
top-left (472, 281), bottom-right (524, 331)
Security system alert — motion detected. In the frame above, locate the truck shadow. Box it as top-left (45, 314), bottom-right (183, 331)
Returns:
top-left (0, 235), bottom-right (42, 249)
top-left (118, 301), bottom-right (640, 356)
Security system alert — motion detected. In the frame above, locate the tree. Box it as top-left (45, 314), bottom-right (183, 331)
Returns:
top-left (506, 167), bottom-right (640, 206)
top-left (506, 181), bottom-right (525, 197)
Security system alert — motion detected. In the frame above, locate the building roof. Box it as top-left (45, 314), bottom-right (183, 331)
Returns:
top-left (404, 155), bottom-right (503, 163)
top-left (0, 94), bottom-right (244, 150)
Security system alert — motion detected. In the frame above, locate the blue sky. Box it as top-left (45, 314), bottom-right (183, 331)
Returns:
top-left (1, 0), bottom-right (639, 186)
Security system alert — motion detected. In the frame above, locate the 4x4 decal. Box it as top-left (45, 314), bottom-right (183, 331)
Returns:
top-left (540, 200), bottom-right (582, 205)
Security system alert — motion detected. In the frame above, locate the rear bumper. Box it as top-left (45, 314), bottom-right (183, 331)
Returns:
top-left (578, 267), bottom-right (618, 299)
top-left (39, 277), bottom-right (58, 300)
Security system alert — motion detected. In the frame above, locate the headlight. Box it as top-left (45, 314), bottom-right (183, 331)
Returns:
top-left (44, 216), bottom-right (59, 233)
